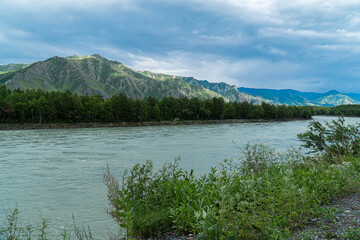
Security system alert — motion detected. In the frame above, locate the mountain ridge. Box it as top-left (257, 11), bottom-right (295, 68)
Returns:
top-left (0, 54), bottom-right (223, 100)
top-left (238, 87), bottom-right (360, 106)
top-left (0, 54), bottom-right (358, 107)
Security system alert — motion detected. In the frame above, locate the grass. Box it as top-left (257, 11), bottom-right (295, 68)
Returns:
top-left (0, 207), bottom-right (51, 240)
top-left (0, 208), bottom-right (95, 240)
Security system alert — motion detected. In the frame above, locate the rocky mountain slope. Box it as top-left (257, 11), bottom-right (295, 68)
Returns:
top-left (140, 71), bottom-right (268, 104)
top-left (0, 55), bottom-right (222, 100)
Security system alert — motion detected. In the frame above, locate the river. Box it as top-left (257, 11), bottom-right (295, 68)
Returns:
top-left (1, 116), bottom-right (359, 238)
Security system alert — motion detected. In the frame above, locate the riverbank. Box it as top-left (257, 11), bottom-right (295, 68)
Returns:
top-left (0, 118), bottom-right (309, 130)
top-left (105, 151), bottom-right (360, 239)
top-left (167, 188), bottom-right (360, 240)
top-left (290, 188), bottom-right (360, 239)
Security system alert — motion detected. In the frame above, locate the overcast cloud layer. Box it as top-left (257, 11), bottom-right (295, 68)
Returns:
top-left (1, 0), bottom-right (360, 92)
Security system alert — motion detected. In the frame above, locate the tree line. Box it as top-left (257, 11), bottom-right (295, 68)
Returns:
top-left (0, 85), bottom-right (313, 124)
top-left (313, 104), bottom-right (360, 117)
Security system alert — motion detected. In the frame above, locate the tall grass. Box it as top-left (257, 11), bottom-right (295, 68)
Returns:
top-left (0, 207), bottom-right (52, 240)
top-left (0, 209), bottom-right (93, 240)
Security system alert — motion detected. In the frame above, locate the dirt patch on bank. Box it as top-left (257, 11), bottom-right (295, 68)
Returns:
top-left (290, 189), bottom-right (360, 239)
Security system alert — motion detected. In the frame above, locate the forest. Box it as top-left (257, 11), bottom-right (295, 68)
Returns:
top-left (0, 85), bottom-right (313, 124)
top-left (314, 104), bottom-right (360, 117)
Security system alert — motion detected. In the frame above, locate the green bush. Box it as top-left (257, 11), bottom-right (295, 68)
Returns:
top-left (298, 117), bottom-right (360, 159)
top-left (105, 149), bottom-right (360, 239)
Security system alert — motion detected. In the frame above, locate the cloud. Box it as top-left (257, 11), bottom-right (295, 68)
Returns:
top-left (257, 46), bottom-right (287, 56)
top-left (0, 33), bottom-right (7, 43)
top-left (2, 0), bottom-right (360, 92)
top-left (196, 33), bottom-right (250, 46)
top-left (189, 0), bottom-right (284, 25)
top-left (314, 44), bottom-right (360, 53)
top-left (261, 28), bottom-right (360, 47)
top-left (123, 50), bottom-right (324, 91)
top-left (2, 0), bottom-right (137, 13)
top-left (203, 0), bottom-right (360, 22)
top-left (0, 25), bottom-right (35, 56)
top-left (259, 28), bottom-right (330, 39)
top-left (268, 47), bottom-right (287, 56)
top-left (0, 25), bottom-right (102, 64)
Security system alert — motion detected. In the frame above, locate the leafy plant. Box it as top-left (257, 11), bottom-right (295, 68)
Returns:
top-left (0, 207), bottom-right (50, 240)
top-left (105, 143), bottom-right (360, 239)
top-left (298, 117), bottom-right (360, 158)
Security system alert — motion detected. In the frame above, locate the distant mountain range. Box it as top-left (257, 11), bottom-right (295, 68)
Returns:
top-left (238, 88), bottom-right (360, 106)
top-left (0, 54), bottom-right (358, 106)
top-left (140, 71), bottom-right (268, 104)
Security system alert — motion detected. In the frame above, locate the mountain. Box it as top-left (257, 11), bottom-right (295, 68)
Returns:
top-left (181, 77), bottom-right (270, 104)
top-left (237, 87), bottom-right (314, 105)
top-left (0, 63), bottom-right (28, 73)
top-left (238, 87), bottom-right (360, 106)
top-left (344, 93), bottom-right (360, 102)
top-left (0, 55), bottom-right (222, 100)
top-left (140, 72), bottom-right (268, 104)
top-left (1, 54), bottom-right (359, 106)
top-left (315, 91), bottom-right (360, 106)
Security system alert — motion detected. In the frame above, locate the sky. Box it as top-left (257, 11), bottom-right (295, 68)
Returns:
top-left (1, 0), bottom-right (360, 93)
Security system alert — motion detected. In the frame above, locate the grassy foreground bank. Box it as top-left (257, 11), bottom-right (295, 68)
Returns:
top-left (105, 150), bottom-right (360, 239)
top-left (1, 117), bottom-right (360, 239)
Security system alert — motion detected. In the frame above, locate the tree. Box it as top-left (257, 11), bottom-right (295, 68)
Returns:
top-left (261, 102), bottom-right (274, 119)
top-left (212, 97), bottom-right (224, 119)
top-left (36, 96), bottom-right (47, 123)
top-left (223, 102), bottom-right (235, 119)
top-left (152, 104), bottom-right (161, 121)
top-left (298, 117), bottom-right (360, 157)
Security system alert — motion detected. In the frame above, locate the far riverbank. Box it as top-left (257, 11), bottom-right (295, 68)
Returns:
top-left (0, 118), bottom-right (310, 130)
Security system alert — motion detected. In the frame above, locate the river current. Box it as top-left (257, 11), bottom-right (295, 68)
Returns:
top-left (1, 116), bottom-right (359, 238)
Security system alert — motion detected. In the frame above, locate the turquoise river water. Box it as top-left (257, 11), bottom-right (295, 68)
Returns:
top-left (1, 116), bottom-right (359, 238)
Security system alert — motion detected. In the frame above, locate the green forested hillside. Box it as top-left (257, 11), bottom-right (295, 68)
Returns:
top-left (0, 63), bottom-right (28, 73)
top-left (0, 55), bottom-right (222, 100)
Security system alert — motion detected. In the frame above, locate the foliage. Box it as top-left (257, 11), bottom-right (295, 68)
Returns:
top-left (314, 104), bottom-right (360, 116)
top-left (298, 117), bottom-right (360, 158)
top-left (0, 207), bottom-right (51, 240)
top-left (0, 85), bottom-right (312, 124)
top-left (105, 147), bottom-right (360, 239)
top-left (0, 208), bottom-right (97, 240)
top-left (238, 143), bottom-right (278, 174)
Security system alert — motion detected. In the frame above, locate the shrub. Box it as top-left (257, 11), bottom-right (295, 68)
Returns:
top-left (298, 117), bottom-right (360, 158)
top-left (0, 207), bottom-right (51, 240)
top-left (105, 150), bottom-right (360, 239)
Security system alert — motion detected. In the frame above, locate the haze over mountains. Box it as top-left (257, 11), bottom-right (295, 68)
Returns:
top-left (0, 54), bottom-right (358, 107)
